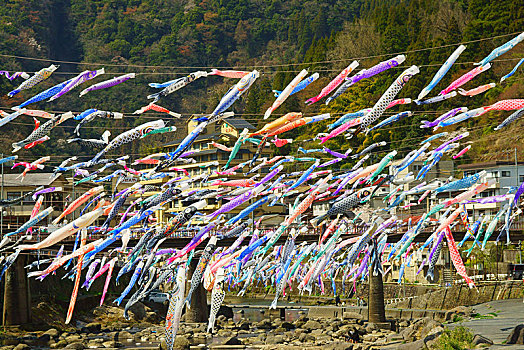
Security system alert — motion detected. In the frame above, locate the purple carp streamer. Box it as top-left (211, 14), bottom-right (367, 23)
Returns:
top-left (0, 71), bottom-right (29, 81)
top-left (0, 31), bottom-right (523, 336)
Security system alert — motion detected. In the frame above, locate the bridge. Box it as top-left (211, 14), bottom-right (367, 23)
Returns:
top-left (8, 219), bottom-right (524, 258)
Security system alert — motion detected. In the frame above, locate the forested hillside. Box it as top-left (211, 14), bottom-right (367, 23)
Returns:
top-left (0, 0), bottom-right (523, 168)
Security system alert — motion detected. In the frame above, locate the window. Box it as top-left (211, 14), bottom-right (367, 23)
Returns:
top-left (22, 191), bottom-right (33, 205)
top-left (7, 192), bottom-right (20, 201)
top-left (201, 155), bottom-right (208, 162)
top-left (221, 153), bottom-right (228, 160)
top-left (502, 171), bottom-right (511, 177)
top-left (520, 175), bottom-right (524, 182)
top-left (211, 154), bottom-right (217, 161)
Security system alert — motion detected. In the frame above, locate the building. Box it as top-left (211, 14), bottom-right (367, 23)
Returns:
top-left (388, 159), bottom-right (455, 220)
top-left (135, 117), bottom-right (286, 225)
top-left (459, 161), bottom-right (524, 220)
top-left (162, 118), bottom-right (263, 179)
top-left (0, 172), bottom-right (97, 234)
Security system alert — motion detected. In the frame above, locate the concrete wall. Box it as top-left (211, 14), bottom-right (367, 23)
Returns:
top-left (389, 281), bottom-right (522, 310)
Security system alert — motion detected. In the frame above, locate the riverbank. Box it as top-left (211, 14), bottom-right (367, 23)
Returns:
top-left (2, 281), bottom-right (523, 349)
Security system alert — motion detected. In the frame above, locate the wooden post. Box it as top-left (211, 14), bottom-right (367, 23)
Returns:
top-left (368, 237), bottom-right (386, 323)
top-left (184, 253), bottom-right (208, 322)
top-left (3, 254), bottom-right (31, 325)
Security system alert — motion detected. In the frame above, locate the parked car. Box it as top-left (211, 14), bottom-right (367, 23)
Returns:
top-left (146, 291), bottom-right (169, 303)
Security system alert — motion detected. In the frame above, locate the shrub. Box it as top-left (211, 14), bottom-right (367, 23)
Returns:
top-left (435, 326), bottom-right (473, 350)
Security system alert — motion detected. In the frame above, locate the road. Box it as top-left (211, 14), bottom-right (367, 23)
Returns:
top-left (449, 299), bottom-right (524, 349)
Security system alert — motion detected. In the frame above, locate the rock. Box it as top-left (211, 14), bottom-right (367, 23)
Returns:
top-left (386, 332), bottom-right (403, 342)
top-left (92, 306), bottom-right (106, 317)
top-left (87, 341), bottom-right (102, 348)
top-left (256, 319), bottom-right (272, 330)
top-left (128, 302), bottom-right (147, 320)
top-left (306, 334), bottom-right (316, 342)
top-left (471, 334), bottom-right (493, 347)
top-left (144, 311), bottom-right (160, 323)
top-left (237, 320), bottom-right (250, 331)
top-left (394, 339), bottom-right (426, 350)
top-left (362, 334), bottom-right (377, 342)
top-left (449, 306), bottom-right (471, 316)
top-left (311, 329), bottom-right (324, 336)
top-left (44, 328), bottom-right (59, 338)
top-left (216, 329), bottom-right (232, 337)
top-left (50, 340), bottom-right (67, 349)
top-left (281, 321), bottom-right (294, 331)
top-left (294, 315), bottom-right (309, 328)
top-left (302, 320), bottom-right (322, 331)
top-left (20, 335), bottom-right (39, 346)
top-left (364, 322), bottom-right (378, 333)
top-left (298, 333), bottom-right (316, 342)
top-left (315, 334), bottom-right (332, 343)
top-left (298, 332), bottom-right (307, 342)
top-left (331, 342), bottom-right (353, 350)
top-left (399, 326), bottom-right (416, 342)
top-left (82, 322), bottom-right (102, 333)
top-left (37, 333), bottom-right (51, 343)
top-left (160, 336), bottom-right (191, 350)
top-left (116, 331), bottom-right (133, 341)
top-left (343, 311), bottom-right (363, 320)
top-left (419, 320), bottom-right (441, 338)
top-left (102, 341), bottom-right (123, 348)
top-left (423, 326), bottom-right (444, 349)
top-left (507, 324), bottom-right (524, 344)
top-left (13, 345), bottom-right (30, 350)
top-left (354, 345), bottom-right (371, 350)
top-left (65, 342), bottom-right (85, 350)
top-left (64, 335), bottom-right (82, 343)
top-left (173, 337), bottom-right (190, 350)
top-left (399, 321), bottom-right (409, 328)
top-left (223, 336), bottom-right (242, 345)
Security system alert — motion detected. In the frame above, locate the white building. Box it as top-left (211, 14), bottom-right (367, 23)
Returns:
top-left (459, 161), bottom-right (524, 220)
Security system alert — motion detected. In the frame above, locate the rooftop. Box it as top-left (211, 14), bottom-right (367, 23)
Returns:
top-left (224, 118), bottom-right (256, 130)
top-left (458, 161), bottom-right (524, 171)
top-left (163, 133), bottom-right (223, 148)
top-left (0, 173), bottom-right (61, 187)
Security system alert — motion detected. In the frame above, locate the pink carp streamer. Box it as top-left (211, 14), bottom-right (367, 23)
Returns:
top-left (444, 226), bottom-right (475, 288)
top-left (208, 69), bottom-right (250, 79)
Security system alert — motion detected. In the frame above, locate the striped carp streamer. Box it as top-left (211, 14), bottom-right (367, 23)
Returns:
top-left (2, 31), bottom-right (524, 335)
top-left (359, 65), bottom-right (419, 131)
top-left (8, 64), bottom-right (58, 97)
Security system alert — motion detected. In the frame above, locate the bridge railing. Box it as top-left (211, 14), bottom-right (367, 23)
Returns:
top-left (10, 219), bottom-right (524, 244)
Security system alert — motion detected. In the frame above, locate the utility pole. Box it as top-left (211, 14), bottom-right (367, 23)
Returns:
top-left (1, 153), bottom-right (4, 236)
top-left (72, 169), bottom-right (76, 220)
top-left (519, 241), bottom-right (522, 264)
top-left (515, 147), bottom-right (519, 187)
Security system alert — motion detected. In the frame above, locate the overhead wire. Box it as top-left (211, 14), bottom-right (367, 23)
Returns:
top-left (0, 31), bottom-right (520, 69)
top-left (3, 57), bottom-right (522, 76)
